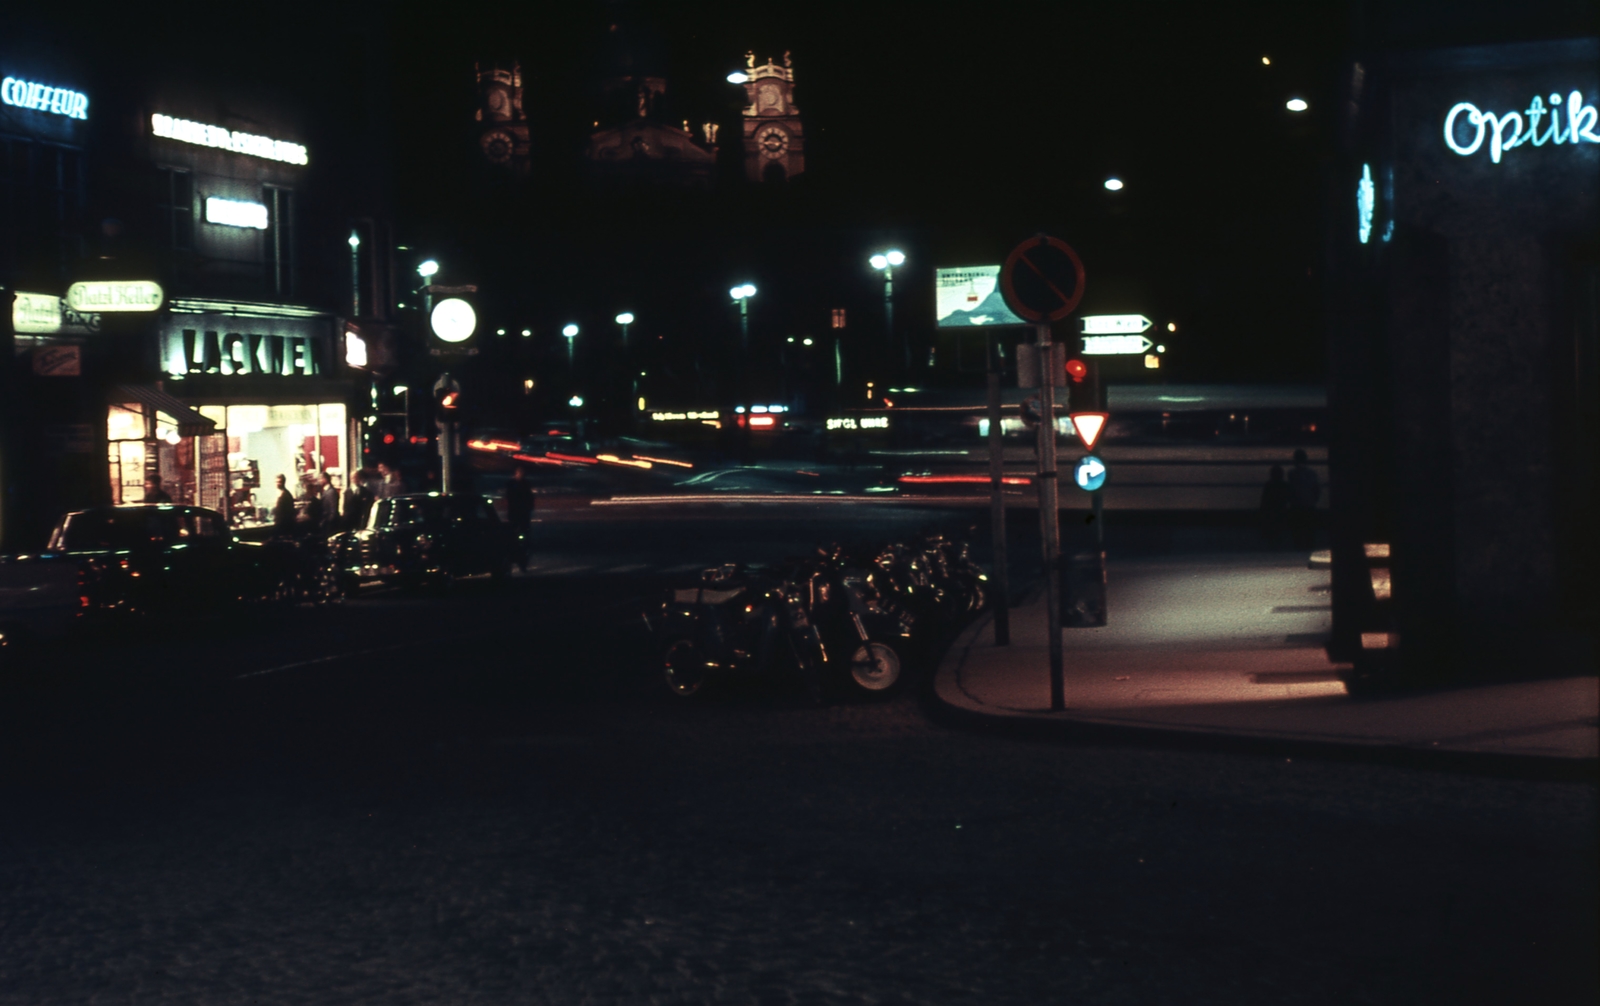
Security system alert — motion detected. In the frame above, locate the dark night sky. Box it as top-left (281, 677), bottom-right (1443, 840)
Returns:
top-left (13, 1), bottom-right (1598, 397)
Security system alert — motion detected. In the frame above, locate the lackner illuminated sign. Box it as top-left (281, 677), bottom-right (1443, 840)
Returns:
top-left (150, 113), bottom-right (309, 165)
top-left (1444, 90), bottom-right (1600, 164)
top-left (66, 281), bottom-right (164, 313)
top-left (1, 76), bottom-right (88, 119)
top-left (205, 197), bottom-right (268, 229)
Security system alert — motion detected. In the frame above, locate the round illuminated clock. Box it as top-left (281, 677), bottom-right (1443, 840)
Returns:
top-left (757, 126), bottom-right (788, 159)
top-left (430, 298), bottom-right (477, 343)
top-left (480, 129), bottom-right (513, 165)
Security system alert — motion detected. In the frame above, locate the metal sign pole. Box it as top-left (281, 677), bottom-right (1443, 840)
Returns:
top-left (1035, 322), bottom-right (1064, 710)
top-left (986, 332), bottom-right (1010, 646)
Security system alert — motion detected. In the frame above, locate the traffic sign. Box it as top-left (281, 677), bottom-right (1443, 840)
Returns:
top-left (1081, 334), bottom-right (1153, 355)
top-left (1000, 235), bottom-right (1085, 323)
top-left (1073, 455), bottom-right (1107, 492)
top-left (1080, 314), bottom-right (1151, 334)
top-left (1069, 412), bottom-right (1108, 450)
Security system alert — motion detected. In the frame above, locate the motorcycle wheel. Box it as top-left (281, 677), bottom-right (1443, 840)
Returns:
top-left (846, 640), bottom-right (903, 695)
top-left (663, 639), bottom-right (709, 698)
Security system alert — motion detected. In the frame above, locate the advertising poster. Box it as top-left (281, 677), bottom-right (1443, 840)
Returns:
top-left (934, 265), bottom-right (1027, 328)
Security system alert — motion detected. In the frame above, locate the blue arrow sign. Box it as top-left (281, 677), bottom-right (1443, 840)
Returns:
top-left (1074, 455), bottom-right (1107, 491)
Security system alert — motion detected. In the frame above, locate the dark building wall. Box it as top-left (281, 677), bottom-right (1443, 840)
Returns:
top-left (1332, 32), bottom-right (1598, 683)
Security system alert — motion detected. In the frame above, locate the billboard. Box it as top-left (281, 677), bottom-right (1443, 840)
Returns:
top-left (934, 265), bottom-right (1027, 328)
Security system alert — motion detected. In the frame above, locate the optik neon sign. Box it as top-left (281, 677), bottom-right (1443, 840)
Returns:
top-left (1444, 90), bottom-right (1600, 164)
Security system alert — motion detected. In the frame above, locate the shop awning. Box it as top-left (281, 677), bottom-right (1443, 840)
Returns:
top-left (111, 385), bottom-right (217, 437)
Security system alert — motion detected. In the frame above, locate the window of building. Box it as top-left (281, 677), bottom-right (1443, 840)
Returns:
top-left (265, 185), bottom-right (294, 297)
top-left (153, 166), bottom-right (194, 250)
top-left (0, 137), bottom-right (87, 279)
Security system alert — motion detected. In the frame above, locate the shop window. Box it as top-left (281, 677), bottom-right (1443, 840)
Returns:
top-left (153, 167), bottom-right (194, 250)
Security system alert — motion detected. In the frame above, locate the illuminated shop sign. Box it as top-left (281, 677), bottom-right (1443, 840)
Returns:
top-left (1444, 90), bottom-right (1600, 164)
top-left (650, 411), bottom-right (719, 421)
top-left (66, 281), bottom-right (164, 313)
top-left (0, 76), bottom-right (88, 119)
top-left (163, 328), bottom-right (321, 377)
top-left (150, 113), bottom-right (309, 165)
top-left (205, 196), bottom-right (268, 229)
top-left (12, 292), bottom-right (99, 334)
top-left (1356, 164), bottom-right (1375, 244)
top-left (827, 416), bottom-right (889, 431)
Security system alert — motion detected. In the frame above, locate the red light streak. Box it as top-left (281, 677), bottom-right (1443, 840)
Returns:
top-left (896, 474), bottom-right (1032, 486)
top-left (545, 452), bottom-right (600, 465)
top-left (510, 453), bottom-right (563, 466)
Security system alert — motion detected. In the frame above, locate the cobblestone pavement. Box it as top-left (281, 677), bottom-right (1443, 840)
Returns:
top-left (0, 510), bottom-right (1594, 1004)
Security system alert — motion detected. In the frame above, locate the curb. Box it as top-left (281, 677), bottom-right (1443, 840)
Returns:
top-left (924, 608), bottom-right (1599, 782)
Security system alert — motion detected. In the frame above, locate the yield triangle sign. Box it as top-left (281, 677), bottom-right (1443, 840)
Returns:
top-left (1070, 412), bottom-right (1108, 450)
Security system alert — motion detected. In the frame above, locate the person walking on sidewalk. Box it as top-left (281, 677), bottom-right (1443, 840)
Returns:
top-left (1287, 449), bottom-right (1320, 550)
top-left (502, 466), bottom-right (535, 571)
top-left (1259, 464), bottom-right (1290, 548)
top-left (271, 474), bottom-right (297, 538)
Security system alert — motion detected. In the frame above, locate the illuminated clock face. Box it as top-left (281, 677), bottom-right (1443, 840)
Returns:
top-left (757, 126), bottom-right (788, 158)
top-left (480, 129), bottom-right (513, 165)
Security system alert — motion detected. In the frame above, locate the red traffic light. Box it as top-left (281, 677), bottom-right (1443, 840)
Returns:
top-left (382, 433), bottom-right (396, 445)
top-left (1065, 359), bottom-right (1088, 383)
top-left (440, 391), bottom-right (459, 410)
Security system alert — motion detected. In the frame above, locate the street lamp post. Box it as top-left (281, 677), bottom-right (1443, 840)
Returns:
top-left (615, 312), bottom-right (634, 348)
top-left (347, 231), bottom-right (361, 317)
top-left (729, 284), bottom-right (756, 353)
top-left (417, 258), bottom-right (439, 314)
top-left (563, 323), bottom-right (579, 368)
top-left (870, 249), bottom-right (906, 371)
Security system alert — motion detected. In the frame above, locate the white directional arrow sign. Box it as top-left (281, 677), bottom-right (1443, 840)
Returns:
top-left (1080, 314), bottom-right (1152, 334)
top-left (1074, 456), bottom-right (1107, 490)
top-left (1081, 334), bottom-right (1154, 355)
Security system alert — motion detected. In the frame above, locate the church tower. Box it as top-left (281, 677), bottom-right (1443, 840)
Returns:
top-left (739, 52), bottom-right (804, 183)
top-left (474, 61), bottom-right (531, 177)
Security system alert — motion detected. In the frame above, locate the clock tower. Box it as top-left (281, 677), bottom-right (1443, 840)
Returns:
top-left (740, 52), bottom-right (804, 183)
top-left (474, 61), bottom-right (531, 177)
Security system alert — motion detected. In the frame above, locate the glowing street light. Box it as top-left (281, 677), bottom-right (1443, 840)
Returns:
top-left (521, 328), bottom-right (532, 338)
top-left (417, 259), bottom-right (439, 278)
top-left (1286, 97), bottom-right (1309, 112)
top-left (416, 258), bottom-right (440, 313)
top-left (870, 249), bottom-right (907, 370)
top-left (562, 323), bottom-right (578, 366)
top-left (1104, 177), bottom-right (1124, 191)
top-left (347, 230), bottom-right (361, 317)
top-left (568, 395), bottom-right (583, 408)
top-left (726, 71), bottom-right (749, 84)
top-left (730, 284), bottom-right (756, 351)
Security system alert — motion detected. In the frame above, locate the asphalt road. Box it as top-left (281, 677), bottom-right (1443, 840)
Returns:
top-left (0, 503), bottom-right (1594, 1005)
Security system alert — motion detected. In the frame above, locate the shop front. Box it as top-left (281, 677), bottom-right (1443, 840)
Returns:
top-left (104, 300), bottom-right (355, 528)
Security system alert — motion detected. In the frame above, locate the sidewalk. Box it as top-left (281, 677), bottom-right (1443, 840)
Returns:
top-left (935, 553), bottom-right (1598, 767)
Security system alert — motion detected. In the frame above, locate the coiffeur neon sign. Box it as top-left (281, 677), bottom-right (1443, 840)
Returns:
top-left (1445, 90), bottom-right (1600, 164)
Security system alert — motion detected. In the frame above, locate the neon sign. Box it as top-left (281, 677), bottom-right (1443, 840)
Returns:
top-left (1444, 90), bottom-right (1600, 164)
top-left (205, 197), bottom-right (268, 229)
top-left (1, 76), bottom-right (88, 119)
top-left (1356, 163), bottom-right (1375, 244)
top-left (151, 113), bottom-right (308, 165)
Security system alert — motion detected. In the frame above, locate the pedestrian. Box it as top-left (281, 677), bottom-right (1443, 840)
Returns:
top-left (271, 474), bottom-right (297, 537)
top-left (502, 466), bottom-right (535, 570)
top-left (300, 476), bottom-right (324, 535)
top-left (348, 469), bottom-right (377, 528)
top-left (319, 471), bottom-right (341, 532)
top-left (142, 477), bottom-right (172, 503)
top-left (1259, 464), bottom-right (1290, 549)
top-left (376, 462), bottom-right (403, 499)
top-left (1287, 448), bottom-right (1320, 550)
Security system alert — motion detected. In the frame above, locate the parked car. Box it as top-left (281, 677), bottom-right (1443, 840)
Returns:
top-left (0, 505), bottom-right (287, 641)
top-left (330, 492), bottom-right (517, 593)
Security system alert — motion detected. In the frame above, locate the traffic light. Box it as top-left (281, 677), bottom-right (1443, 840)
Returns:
top-left (435, 385), bottom-right (461, 424)
top-left (1065, 358), bottom-right (1088, 383)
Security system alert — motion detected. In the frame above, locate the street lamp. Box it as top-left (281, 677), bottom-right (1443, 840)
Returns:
top-left (417, 258), bottom-right (439, 313)
top-left (726, 71), bottom-right (749, 84)
top-left (347, 231), bottom-right (361, 317)
top-left (1104, 177), bottom-right (1125, 191)
top-left (730, 284), bottom-right (756, 352)
top-left (869, 250), bottom-right (906, 370)
top-left (615, 311), bottom-right (634, 346)
top-left (392, 384), bottom-right (410, 440)
top-left (563, 323), bottom-right (579, 367)
top-left (1286, 97), bottom-right (1309, 112)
